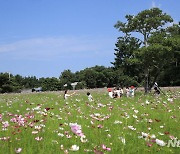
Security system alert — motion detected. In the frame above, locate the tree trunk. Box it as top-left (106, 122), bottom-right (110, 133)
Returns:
top-left (144, 34), bottom-right (148, 47)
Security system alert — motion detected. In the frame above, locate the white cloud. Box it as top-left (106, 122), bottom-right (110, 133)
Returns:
top-left (0, 36), bottom-right (114, 60)
top-left (151, 1), bottom-right (161, 8)
top-left (151, 1), bottom-right (156, 8)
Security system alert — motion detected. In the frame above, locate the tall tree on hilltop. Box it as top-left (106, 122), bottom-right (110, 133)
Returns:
top-left (114, 8), bottom-right (173, 47)
top-left (113, 8), bottom-right (174, 93)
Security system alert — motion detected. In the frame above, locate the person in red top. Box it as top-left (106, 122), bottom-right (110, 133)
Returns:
top-left (107, 88), bottom-right (113, 98)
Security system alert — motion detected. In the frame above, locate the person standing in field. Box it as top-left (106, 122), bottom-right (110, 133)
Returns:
top-left (126, 87), bottom-right (130, 97)
top-left (64, 90), bottom-right (75, 100)
top-left (113, 87), bottom-right (118, 98)
top-left (108, 88), bottom-right (113, 98)
top-left (116, 87), bottom-right (124, 98)
top-left (120, 87), bottom-right (124, 97)
top-left (129, 86), bottom-right (135, 97)
top-left (87, 92), bottom-right (93, 102)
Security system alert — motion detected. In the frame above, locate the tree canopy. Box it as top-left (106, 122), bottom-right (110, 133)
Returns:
top-left (113, 8), bottom-right (178, 93)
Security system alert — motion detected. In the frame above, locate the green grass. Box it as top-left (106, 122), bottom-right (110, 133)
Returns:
top-left (0, 90), bottom-right (179, 154)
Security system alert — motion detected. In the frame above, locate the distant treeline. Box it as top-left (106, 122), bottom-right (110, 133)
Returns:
top-left (0, 64), bottom-right (179, 93)
top-left (1, 8), bottom-right (180, 93)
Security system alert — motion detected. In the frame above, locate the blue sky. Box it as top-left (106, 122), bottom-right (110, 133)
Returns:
top-left (0, 0), bottom-right (179, 78)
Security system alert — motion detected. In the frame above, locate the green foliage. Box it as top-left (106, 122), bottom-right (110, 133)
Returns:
top-left (113, 8), bottom-right (177, 92)
top-left (156, 23), bottom-right (180, 86)
top-left (83, 69), bottom-right (97, 88)
top-left (112, 36), bottom-right (141, 68)
top-left (0, 73), bottom-right (14, 93)
top-left (114, 8), bottom-right (173, 46)
top-left (40, 77), bottom-right (61, 91)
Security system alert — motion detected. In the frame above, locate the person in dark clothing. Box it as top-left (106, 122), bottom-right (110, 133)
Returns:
top-left (154, 87), bottom-right (160, 95)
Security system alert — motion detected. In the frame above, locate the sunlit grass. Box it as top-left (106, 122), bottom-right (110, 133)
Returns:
top-left (0, 90), bottom-right (179, 153)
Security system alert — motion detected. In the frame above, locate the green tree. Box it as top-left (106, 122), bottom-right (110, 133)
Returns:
top-left (114, 8), bottom-right (173, 47)
top-left (59, 69), bottom-right (78, 89)
top-left (22, 76), bottom-right (39, 88)
top-left (114, 8), bottom-right (174, 93)
top-left (157, 23), bottom-right (180, 86)
top-left (112, 35), bottom-right (141, 85)
top-left (83, 69), bottom-right (97, 88)
top-left (0, 73), bottom-right (22, 93)
top-left (40, 77), bottom-right (60, 91)
top-left (0, 73), bottom-right (12, 93)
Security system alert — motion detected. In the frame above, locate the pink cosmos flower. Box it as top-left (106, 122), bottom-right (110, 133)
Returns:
top-left (102, 144), bottom-right (111, 151)
top-left (94, 149), bottom-right (103, 154)
top-left (169, 135), bottom-right (176, 140)
top-left (28, 122), bottom-right (34, 128)
top-left (69, 123), bottom-right (84, 137)
top-left (10, 117), bottom-right (17, 123)
top-left (10, 115), bottom-right (27, 126)
top-left (97, 124), bottom-right (103, 129)
top-left (2, 121), bottom-right (9, 129)
top-left (0, 114), bottom-right (2, 121)
top-left (146, 143), bottom-right (153, 147)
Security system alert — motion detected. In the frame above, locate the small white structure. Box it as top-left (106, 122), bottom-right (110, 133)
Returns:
top-left (71, 82), bottom-right (78, 90)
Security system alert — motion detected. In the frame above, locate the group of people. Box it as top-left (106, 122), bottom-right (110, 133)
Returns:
top-left (64, 85), bottom-right (136, 102)
top-left (108, 86), bottom-right (136, 98)
top-left (64, 82), bottom-right (162, 101)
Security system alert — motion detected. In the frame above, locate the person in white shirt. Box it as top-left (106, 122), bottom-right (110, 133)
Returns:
top-left (87, 92), bottom-right (93, 102)
top-left (120, 88), bottom-right (124, 97)
top-left (64, 90), bottom-right (75, 100)
top-left (108, 88), bottom-right (113, 98)
top-left (116, 87), bottom-right (124, 98)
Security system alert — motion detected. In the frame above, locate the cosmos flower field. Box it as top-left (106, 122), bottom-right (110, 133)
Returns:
top-left (0, 89), bottom-right (179, 154)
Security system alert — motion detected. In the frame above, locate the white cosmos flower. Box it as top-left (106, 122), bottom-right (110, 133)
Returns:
top-left (114, 120), bottom-right (123, 124)
top-left (151, 134), bottom-right (156, 139)
top-left (133, 115), bottom-right (137, 119)
top-left (167, 98), bottom-right (173, 102)
top-left (146, 100), bottom-right (150, 105)
top-left (32, 131), bottom-right (39, 134)
top-left (58, 133), bottom-right (64, 137)
top-left (134, 110), bottom-right (139, 113)
top-left (35, 137), bottom-right (43, 141)
top-left (15, 148), bottom-right (22, 153)
top-left (158, 132), bottom-right (164, 136)
top-left (80, 135), bottom-right (88, 143)
top-left (35, 126), bottom-right (41, 130)
top-left (128, 126), bottom-right (136, 131)
top-left (156, 139), bottom-right (166, 146)
top-left (69, 145), bottom-right (79, 151)
top-left (119, 137), bottom-right (126, 145)
top-left (33, 106), bottom-right (41, 111)
top-left (94, 113), bottom-right (100, 117)
top-left (142, 132), bottom-right (149, 138)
